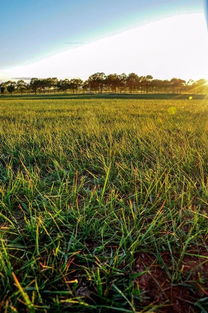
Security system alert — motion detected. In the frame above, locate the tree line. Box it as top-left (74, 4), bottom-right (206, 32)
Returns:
top-left (0, 73), bottom-right (207, 95)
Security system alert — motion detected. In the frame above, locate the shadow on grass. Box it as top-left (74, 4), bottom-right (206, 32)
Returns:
top-left (0, 93), bottom-right (206, 100)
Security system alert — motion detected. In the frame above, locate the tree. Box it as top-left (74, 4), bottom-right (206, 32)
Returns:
top-left (105, 73), bottom-right (127, 93)
top-left (126, 73), bottom-right (140, 93)
top-left (143, 75), bottom-right (153, 93)
top-left (117, 73), bottom-right (127, 93)
top-left (87, 72), bottom-right (106, 93)
top-left (17, 80), bottom-right (28, 94)
top-left (45, 78), bottom-right (58, 92)
top-left (57, 79), bottom-right (71, 92)
top-left (105, 74), bottom-right (121, 93)
top-left (68, 78), bottom-right (83, 93)
top-left (0, 83), bottom-right (6, 94)
top-left (5, 81), bottom-right (16, 94)
top-left (30, 78), bottom-right (40, 94)
top-left (191, 79), bottom-right (208, 94)
top-left (170, 78), bottom-right (186, 94)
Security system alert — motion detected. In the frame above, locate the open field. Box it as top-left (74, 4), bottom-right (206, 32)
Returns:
top-left (0, 97), bottom-right (208, 312)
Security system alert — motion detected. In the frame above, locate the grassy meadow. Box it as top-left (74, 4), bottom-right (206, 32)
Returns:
top-left (0, 97), bottom-right (208, 312)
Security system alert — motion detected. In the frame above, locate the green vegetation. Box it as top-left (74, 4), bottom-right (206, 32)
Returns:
top-left (0, 97), bottom-right (208, 312)
top-left (0, 73), bottom-right (207, 95)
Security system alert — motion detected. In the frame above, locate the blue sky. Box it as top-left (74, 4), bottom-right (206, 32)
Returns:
top-left (0, 0), bottom-right (204, 70)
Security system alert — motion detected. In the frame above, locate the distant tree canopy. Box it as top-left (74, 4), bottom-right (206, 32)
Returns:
top-left (0, 73), bottom-right (207, 95)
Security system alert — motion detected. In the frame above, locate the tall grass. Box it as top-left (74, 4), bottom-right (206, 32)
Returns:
top-left (0, 98), bottom-right (208, 312)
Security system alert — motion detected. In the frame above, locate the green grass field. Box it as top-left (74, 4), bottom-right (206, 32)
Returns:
top-left (0, 98), bottom-right (208, 312)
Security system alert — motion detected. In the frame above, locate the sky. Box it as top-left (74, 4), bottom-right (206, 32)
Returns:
top-left (0, 0), bottom-right (207, 81)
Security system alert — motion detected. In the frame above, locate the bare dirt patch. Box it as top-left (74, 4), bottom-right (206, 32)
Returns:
top-left (135, 249), bottom-right (208, 312)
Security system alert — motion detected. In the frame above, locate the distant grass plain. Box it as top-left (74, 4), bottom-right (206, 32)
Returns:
top-left (0, 97), bottom-right (208, 312)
